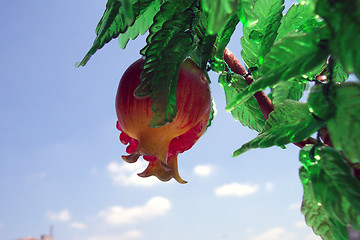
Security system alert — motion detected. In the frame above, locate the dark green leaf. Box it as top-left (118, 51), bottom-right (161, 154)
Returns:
top-left (332, 59), bottom-right (349, 83)
top-left (300, 145), bottom-right (360, 231)
top-left (233, 100), bottom-right (323, 156)
top-left (240, 0), bottom-right (285, 72)
top-left (118, 0), bottom-right (163, 49)
top-left (226, 28), bottom-right (329, 111)
top-left (201, 0), bottom-right (237, 35)
top-left (271, 78), bottom-right (307, 106)
top-left (210, 14), bottom-right (240, 72)
top-left (327, 82), bottom-right (360, 164)
top-left (219, 72), bottom-right (265, 132)
top-left (140, 0), bottom-right (195, 55)
top-left (316, 0), bottom-right (360, 78)
top-left (136, 11), bottom-right (194, 127)
top-left (276, 2), bottom-right (324, 41)
top-left (78, 0), bottom-right (155, 66)
top-left (299, 165), bottom-right (349, 240)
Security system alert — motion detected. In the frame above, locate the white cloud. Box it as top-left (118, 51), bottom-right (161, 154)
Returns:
top-left (107, 161), bottom-right (159, 187)
top-left (69, 221), bottom-right (87, 230)
top-left (305, 233), bottom-right (322, 240)
top-left (214, 182), bottom-right (259, 197)
top-left (288, 202), bottom-right (301, 210)
top-left (99, 196), bottom-right (171, 225)
top-left (193, 164), bottom-right (214, 176)
top-left (27, 172), bottom-right (47, 179)
top-left (47, 209), bottom-right (71, 222)
top-left (265, 182), bottom-right (274, 192)
top-left (88, 230), bottom-right (143, 240)
top-left (248, 227), bottom-right (297, 240)
top-left (294, 220), bottom-right (307, 228)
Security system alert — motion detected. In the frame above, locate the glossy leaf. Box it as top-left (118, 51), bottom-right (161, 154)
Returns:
top-left (276, 1), bottom-right (324, 41)
top-left (271, 78), bottom-right (307, 106)
top-left (140, 0), bottom-right (195, 55)
top-left (316, 0), bottom-right (360, 78)
top-left (226, 28), bottom-right (329, 111)
top-left (211, 14), bottom-right (240, 72)
top-left (136, 11), bottom-right (194, 127)
top-left (201, 0), bottom-right (237, 35)
top-left (119, 0), bottom-right (163, 49)
top-left (299, 166), bottom-right (349, 240)
top-left (332, 59), bottom-right (349, 83)
top-left (327, 82), bottom-right (360, 164)
top-left (300, 146), bottom-right (360, 231)
top-left (240, 0), bottom-right (285, 72)
top-left (233, 100), bottom-right (323, 156)
top-left (219, 72), bottom-right (265, 132)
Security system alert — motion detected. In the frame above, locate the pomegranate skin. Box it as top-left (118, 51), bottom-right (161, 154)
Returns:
top-left (115, 58), bottom-right (211, 183)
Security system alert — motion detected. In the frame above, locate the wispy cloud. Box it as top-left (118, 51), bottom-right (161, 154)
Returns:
top-left (265, 182), bottom-right (274, 192)
top-left (214, 182), bottom-right (259, 197)
top-left (193, 164), bottom-right (214, 176)
top-left (27, 172), bottom-right (47, 180)
top-left (248, 227), bottom-right (297, 240)
top-left (294, 220), bottom-right (307, 228)
top-left (87, 230), bottom-right (143, 240)
top-left (69, 221), bottom-right (87, 230)
top-left (47, 209), bottom-right (71, 222)
top-left (99, 196), bottom-right (171, 225)
top-left (107, 161), bottom-right (159, 187)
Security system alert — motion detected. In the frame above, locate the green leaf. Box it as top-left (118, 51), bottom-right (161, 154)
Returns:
top-left (211, 14), bottom-right (240, 71)
top-left (271, 78), bottom-right (307, 106)
top-left (140, 0), bottom-right (195, 56)
top-left (299, 165), bottom-right (349, 240)
top-left (78, 0), bottom-right (155, 66)
top-left (233, 100), bottom-right (323, 156)
top-left (201, 0), bottom-right (237, 35)
top-left (327, 82), bottom-right (360, 164)
top-left (226, 28), bottom-right (329, 111)
top-left (300, 145), bottom-right (360, 231)
top-left (332, 59), bottom-right (349, 83)
top-left (276, 2), bottom-right (324, 41)
top-left (240, 0), bottom-right (285, 71)
top-left (219, 72), bottom-right (265, 132)
top-left (316, 0), bottom-right (360, 78)
top-left (118, 0), bottom-right (163, 49)
top-left (136, 11), bottom-right (194, 127)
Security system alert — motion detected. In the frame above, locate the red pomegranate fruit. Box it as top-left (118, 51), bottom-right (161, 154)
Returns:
top-left (115, 58), bottom-right (211, 183)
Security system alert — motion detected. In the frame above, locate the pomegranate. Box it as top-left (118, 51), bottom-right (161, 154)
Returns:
top-left (115, 58), bottom-right (211, 183)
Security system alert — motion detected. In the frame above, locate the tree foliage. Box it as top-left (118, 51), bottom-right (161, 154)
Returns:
top-left (79, 0), bottom-right (360, 238)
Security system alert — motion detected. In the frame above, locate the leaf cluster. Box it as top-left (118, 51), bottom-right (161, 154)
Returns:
top-left (79, 0), bottom-right (360, 238)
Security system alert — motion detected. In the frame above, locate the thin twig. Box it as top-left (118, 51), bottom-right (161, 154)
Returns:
top-left (223, 48), bottom-right (317, 148)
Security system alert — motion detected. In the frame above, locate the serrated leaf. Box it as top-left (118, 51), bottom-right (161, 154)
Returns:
top-left (219, 72), bottom-right (265, 132)
top-left (78, 0), bottom-right (155, 66)
top-left (240, 0), bottom-right (285, 72)
top-left (276, 2), bottom-right (324, 41)
top-left (201, 0), bottom-right (237, 35)
top-left (271, 78), bottom-right (307, 106)
top-left (300, 146), bottom-right (360, 231)
top-left (211, 14), bottom-right (240, 72)
top-left (299, 166), bottom-right (349, 240)
top-left (226, 28), bottom-right (329, 111)
top-left (327, 82), bottom-right (360, 164)
top-left (233, 100), bottom-right (323, 156)
top-left (332, 59), bottom-right (349, 83)
top-left (140, 0), bottom-right (195, 55)
top-left (316, 0), bottom-right (360, 78)
top-left (136, 11), bottom-right (194, 127)
top-left (119, 0), bottom-right (163, 49)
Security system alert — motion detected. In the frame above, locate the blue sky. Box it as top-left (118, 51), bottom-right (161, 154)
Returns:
top-left (0, 1), bottom-right (322, 240)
